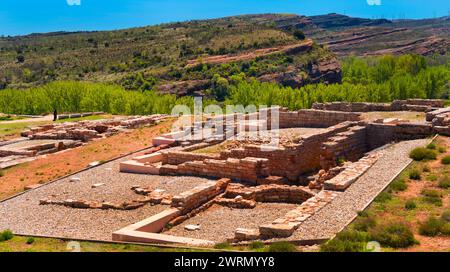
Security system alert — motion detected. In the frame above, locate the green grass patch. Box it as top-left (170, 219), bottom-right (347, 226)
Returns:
top-left (438, 176), bottom-right (450, 189)
top-left (405, 200), bottom-right (417, 210)
top-left (375, 191), bottom-right (392, 203)
top-left (390, 179), bottom-right (408, 192)
top-left (0, 230), bottom-right (14, 242)
top-left (267, 242), bottom-right (298, 252)
top-left (369, 222), bottom-right (417, 248)
top-left (320, 230), bottom-right (370, 252)
top-left (409, 148), bottom-right (437, 161)
top-left (419, 217), bottom-right (445, 237)
top-left (409, 168), bottom-right (422, 180)
top-left (441, 156), bottom-right (450, 165)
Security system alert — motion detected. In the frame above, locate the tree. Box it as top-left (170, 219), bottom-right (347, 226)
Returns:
top-left (16, 55), bottom-right (25, 63)
top-left (293, 30), bottom-right (306, 40)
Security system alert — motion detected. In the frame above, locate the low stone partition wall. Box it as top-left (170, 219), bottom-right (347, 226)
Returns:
top-left (313, 99), bottom-right (444, 113)
top-left (312, 102), bottom-right (392, 112)
top-left (320, 125), bottom-right (368, 170)
top-left (324, 153), bottom-right (379, 191)
top-left (161, 157), bottom-right (269, 183)
top-left (161, 151), bottom-right (220, 165)
top-left (171, 178), bottom-right (231, 214)
top-left (279, 109), bottom-right (361, 128)
top-left (366, 122), bottom-right (434, 150)
top-left (224, 184), bottom-right (315, 204)
top-left (235, 190), bottom-right (340, 240)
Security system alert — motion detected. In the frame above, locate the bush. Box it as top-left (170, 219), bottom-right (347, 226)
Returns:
top-left (353, 216), bottom-right (377, 232)
top-left (409, 169), bottom-right (421, 180)
top-left (441, 223), bottom-right (450, 236)
top-left (320, 231), bottom-right (370, 252)
top-left (267, 242), bottom-right (298, 252)
top-left (427, 143), bottom-right (436, 150)
top-left (438, 176), bottom-right (450, 189)
top-left (0, 229), bottom-right (14, 242)
top-left (248, 241), bottom-right (265, 250)
top-left (422, 164), bottom-right (431, 172)
top-left (405, 200), bottom-right (417, 210)
top-left (375, 191), bottom-right (392, 203)
top-left (421, 189), bottom-right (443, 206)
top-left (409, 148), bottom-right (437, 161)
top-left (441, 156), bottom-right (450, 165)
top-left (438, 147), bottom-right (447, 153)
top-left (419, 217), bottom-right (444, 236)
top-left (428, 174), bottom-right (438, 181)
top-left (26, 237), bottom-right (35, 245)
top-left (369, 223), bottom-right (417, 248)
top-left (0, 171), bottom-right (4, 177)
top-left (441, 210), bottom-right (450, 222)
top-left (390, 179), bottom-right (407, 192)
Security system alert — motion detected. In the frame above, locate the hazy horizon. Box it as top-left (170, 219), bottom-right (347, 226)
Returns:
top-left (1, 0), bottom-right (449, 36)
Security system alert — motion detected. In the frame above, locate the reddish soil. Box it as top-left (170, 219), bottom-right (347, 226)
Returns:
top-left (186, 39), bottom-right (313, 67)
top-left (0, 120), bottom-right (174, 200)
top-left (395, 136), bottom-right (450, 252)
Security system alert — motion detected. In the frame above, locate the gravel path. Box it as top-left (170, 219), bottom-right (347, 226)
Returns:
top-left (283, 138), bottom-right (429, 241)
top-left (164, 203), bottom-right (298, 242)
top-left (0, 151), bottom-right (214, 241)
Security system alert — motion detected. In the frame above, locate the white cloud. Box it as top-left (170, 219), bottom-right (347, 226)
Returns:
top-left (367, 0), bottom-right (382, 6)
top-left (67, 0), bottom-right (81, 6)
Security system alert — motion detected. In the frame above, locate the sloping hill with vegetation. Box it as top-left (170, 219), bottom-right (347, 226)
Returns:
top-left (1, 13), bottom-right (448, 96)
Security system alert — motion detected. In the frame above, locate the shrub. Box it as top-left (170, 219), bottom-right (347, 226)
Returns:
top-left (248, 241), bottom-right (265, 250)
top-left (405, 200), bottom-right (417, 210)
top-left (369, 223), bottom-right (417, 248)
top-left (422, 164), bottom-right (431, 172)
top-left (409, 148), bottom-right (436, 161)
top-left (438, 147), bottom-right (447, 153)
top-left (421, 189), bottom-right (443, 206)
top-left (375, 191), bottom-right (392, 203)
top-left (390, 179), bottom-right (407, 192)
top-left (353, 216), bottom-right (377, 232)
top-left (441, 156), bottom-right (450, 165)
top-left (0, 229), bottom-right (14, 242)
top-left (320, 231), bottom-right (370, 252)
top-left (419, 217), bottom-right (444, 237)
top-left (428, 174), bottom-right (438, 181)
top-left (441, 223), bottom-right (450, 236)
top-left (427, 143), bottom-right (436, 150)
top-left (409, 169), bottom-right (421, 180)
top-left (0, 171), bottom-right (4, 177)
top-left (267, 242), bottom-right (298, 252)
top-left (26, 237), bottom-right (35, 245)
top-left (441, 210), bottom-right (450, 222)
top-left (438, 176), bottom-right (450, 189)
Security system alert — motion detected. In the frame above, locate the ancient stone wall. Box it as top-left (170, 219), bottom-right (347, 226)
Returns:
top-left (224, 184), bottom-right (315, 204)
top-left (366, 122), bottom-right (434, 150)
top-left (160, 157), bottom-right (269, 183)
top-left (313, 99), bottom-right (445, 113)
top-left (320, 125), bottom-right (368, 170)
top-left (220, 122), bottom-right (361, 181)
top-left (278, 109), bottom-right (361, 128)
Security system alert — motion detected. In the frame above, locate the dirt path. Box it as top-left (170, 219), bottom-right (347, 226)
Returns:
top-left (0, 120), bottom-right (173, 200)
top-left (0, 115), bottom-right (53, 124)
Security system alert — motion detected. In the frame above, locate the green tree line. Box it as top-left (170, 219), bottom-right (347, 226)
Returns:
top-left (0, 55), bottom-right (449, 115)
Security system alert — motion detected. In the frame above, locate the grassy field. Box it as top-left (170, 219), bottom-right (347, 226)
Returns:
top-left (0, 114), bottom-right (112, 140)
top-left (321, 136), bottom-right (450, 252)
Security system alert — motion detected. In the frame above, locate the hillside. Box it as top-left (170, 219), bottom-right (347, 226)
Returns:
top-left (0, 13), bottom-right (448, 96)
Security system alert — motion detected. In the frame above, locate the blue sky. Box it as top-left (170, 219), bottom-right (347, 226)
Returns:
top-left (0, 0), bottom-right (449, 36)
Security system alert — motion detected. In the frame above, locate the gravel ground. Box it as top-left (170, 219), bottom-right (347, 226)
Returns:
top-left (0, 150), bottom-right (214, 241)
top-left (280, 138), bottom-right (429, 242)
top-left (164, 203), bottom-right (298, 242)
